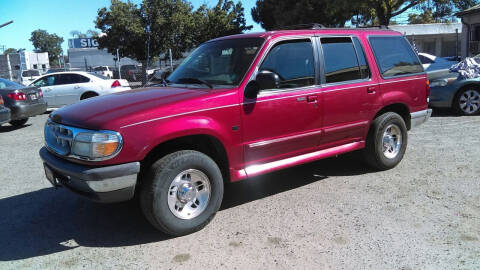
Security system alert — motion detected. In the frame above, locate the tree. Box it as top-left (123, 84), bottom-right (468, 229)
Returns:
top-left (251, 0), bottom-right (358, 30)
top-left (70, 29), bottom-right (100, 38)
top-left (95, 0), bottom-right (252, 63)
top-left (411, 0), bottom-right (478, 23)
top-left (29, 29), bottom-right (63, 65)
top-left (3, 48), bottom-right (17, 54)
top-left (194, 0), bottom-right (252, 44)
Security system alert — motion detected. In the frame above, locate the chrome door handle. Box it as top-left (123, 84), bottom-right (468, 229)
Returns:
top-left (367, 86), bottom-right (376, 94)
top-left (73, 85), bottom-right (80, 89)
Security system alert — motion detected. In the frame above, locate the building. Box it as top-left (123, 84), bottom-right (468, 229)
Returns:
top-left (456, 5), bottom-right (480, 58)
top-left (389, 23), bottom-right (462, 57)
top-left (0, 51), bottom-right (49, 81)
top-left (67, 38), bottom-right (138, 70)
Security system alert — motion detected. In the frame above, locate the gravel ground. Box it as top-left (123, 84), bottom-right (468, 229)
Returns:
top-left (0, 112), bottom-right (479, 270)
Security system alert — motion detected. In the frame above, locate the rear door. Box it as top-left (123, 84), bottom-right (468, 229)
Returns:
top-left (54, 73), bottom-right (91, 106)
top-left (318, 36), bottom-right (378, 148)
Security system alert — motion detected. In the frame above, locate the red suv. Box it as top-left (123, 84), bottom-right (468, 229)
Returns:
top-left (40, 26), bottom-right (431, 236)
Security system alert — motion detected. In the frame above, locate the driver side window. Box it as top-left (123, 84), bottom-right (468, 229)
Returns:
top-left (33, 75), bottom-right (55, 87)
top-left (259, 39), bottom-right (315, 90)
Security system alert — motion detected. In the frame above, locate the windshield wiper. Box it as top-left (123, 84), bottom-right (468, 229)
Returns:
top-left (176, 77), bottom-right (213, 89)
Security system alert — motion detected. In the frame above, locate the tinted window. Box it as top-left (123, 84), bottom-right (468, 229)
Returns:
top-left (352, 37), bottom-right (370, 79)
top-left (259, 40), bottom-right (314, 89)
top-left (321, 37), bottom-right (361, 83)
top-left (33, 75), bottom-right (55, 87)
top-left (418, 55), bottom-right (434, 64)
top-left (55, 74), bottom-right (90, 85)
top-left (370, 36), bottom-right (423, 77)
top-left (94, 66), bottom-right (107, 71)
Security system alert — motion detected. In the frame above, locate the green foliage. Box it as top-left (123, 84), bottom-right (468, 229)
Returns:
top-left (29, 29), bottom-right (64, 65)
top-left (70, 29), bottom-right (100, 38)
top-left (3, 48), bottom-right (17, 54)
top-left (251, 0), bottom-right (358, 29)
top-left (95, 0), bottom-right (251, 62)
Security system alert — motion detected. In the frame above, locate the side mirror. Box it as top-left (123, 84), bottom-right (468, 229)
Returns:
top-left (244, 80), bottom-right (260, 99)
top-left (256, 70), bottom-right (279, 90)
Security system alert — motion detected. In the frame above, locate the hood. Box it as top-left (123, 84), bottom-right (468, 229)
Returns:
top-left (51, 87), bottom-right (215, 130)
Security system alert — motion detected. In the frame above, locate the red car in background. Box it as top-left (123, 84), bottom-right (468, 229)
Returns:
top-left (40, 25), bottom-right (431, 236)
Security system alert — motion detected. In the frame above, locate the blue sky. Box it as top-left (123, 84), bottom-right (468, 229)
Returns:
top-left (0, 0), bottom-right (262, 53)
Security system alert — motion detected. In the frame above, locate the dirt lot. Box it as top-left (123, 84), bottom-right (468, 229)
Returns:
top-left (0, 112), bottom-right (479, 269)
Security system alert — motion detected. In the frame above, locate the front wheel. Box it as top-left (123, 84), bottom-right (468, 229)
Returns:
top-left (140, 150), bottom-right (224, 236)
top-left (453, 87), bottom-right (480, 115)
top-left (9, 118), bottom-right (28, 127)
top-left (363, 112), bottom-right (408, 171)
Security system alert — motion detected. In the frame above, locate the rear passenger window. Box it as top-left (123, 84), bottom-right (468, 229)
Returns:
top-left (321, 37), bottom-right (362, 84)
top-left (352, 37), bottom-right (370, 79)
top-left (369, 36), bottom-right (423, 77)
top-left (259, 39), bottom-right (315, 89)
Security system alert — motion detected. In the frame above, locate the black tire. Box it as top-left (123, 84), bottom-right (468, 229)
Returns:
top-left (9, 118), bottom-right (28, 127)
top-left (453, 87), bottom-right (480, 115)
top-left (363, 112), bottom-right (408, 171)
top-left (80, 92), bottom-right (98, 100)
top-left (140, 150), bottom-right (224, 236)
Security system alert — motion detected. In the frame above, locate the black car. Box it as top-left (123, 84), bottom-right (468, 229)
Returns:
top-left (0, 95), bottom-right (11, 126)
top-left (0, 78), bottom-right (47, 126)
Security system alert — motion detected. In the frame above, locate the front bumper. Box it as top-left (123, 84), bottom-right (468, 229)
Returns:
top-left (0, 107), bottom-right (11, 125)
top-left (39, 147), bottom-right (140, 203)
top-left (410, 109), bottom-right (432, 128)
top-left (9, 101), bottom-right (47, 120)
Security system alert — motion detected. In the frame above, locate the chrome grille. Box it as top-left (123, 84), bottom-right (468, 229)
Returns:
top-left (44, 120), bottom-right (73, 156)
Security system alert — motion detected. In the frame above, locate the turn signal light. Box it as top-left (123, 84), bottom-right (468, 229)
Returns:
top-left (0, 95), bottom-right (4, 105)
top-left (111, 80), bottom-right (121, 88)
top-left (426, 80), bottom-right (430, 102)
top-left (38, 90), bottom-right (43, 98)
top-left (8, 92), bottom-right (27, 101)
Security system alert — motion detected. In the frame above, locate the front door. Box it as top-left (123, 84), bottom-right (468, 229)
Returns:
top-left (32, 75), bottom-right (56, 107)
top-left (242, 38), bottom-right (322, 168)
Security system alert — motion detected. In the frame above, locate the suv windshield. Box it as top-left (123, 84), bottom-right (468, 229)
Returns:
top-left (168, 37), bottom-right (264, 87)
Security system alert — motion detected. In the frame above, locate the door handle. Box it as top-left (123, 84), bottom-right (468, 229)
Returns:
top-left (44, 88), bottom-right (52, 92)
top-left (307, 95), bottom-right (318, 103)
top-left (367, 86), bottom-right (376, 94)
top-left (73, 85), bottom-right (80, 89)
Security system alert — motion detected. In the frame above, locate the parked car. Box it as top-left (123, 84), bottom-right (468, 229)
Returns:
top-left (30, 71), bottom-right (131, 109)
top-left (20, 69), bottom-right (41, 86)
top-left (418, 53), bottom-right (458, 72)
top-left (428, 69), bottom-right (480, 115)
top-left (40, 26), bottom-right (431, 236)
top-left (93, 66), bottom-right (114, 78)
top-left (118, 65), bottom-right (143, 81)
top-left (0, 95), bottom-right (11, 126)
top-left (0, 78), bottom-right (47, 126)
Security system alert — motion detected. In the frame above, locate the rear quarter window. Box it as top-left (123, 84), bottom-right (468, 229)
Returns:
top-left (369, 36), bottom-right (423, 77)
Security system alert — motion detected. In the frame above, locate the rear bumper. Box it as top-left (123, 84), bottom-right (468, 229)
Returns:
top-left (39, 147), bottom-right (140, 203)
top-left (10, 101), bottom-right (47, 120)
top-left (0, 107), bottom-right (11, 125)
top-left (411, 109), bottom-right (432, 128)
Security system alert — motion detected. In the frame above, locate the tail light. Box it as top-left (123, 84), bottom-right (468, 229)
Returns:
top-left (426, 79), bottom-right (430, 103)
top-left (128, 70), bottom-right (132, 75)
top-left (8, 92), bottom-right (27, 101)
top-left (0, 95), bottom-right (3, 105)
top-left (111, 80), bottom-right (121, 88)
top-left (102, 71), bottom-right (105, 75)
top-left (38, 89), bottom-right (43, 98)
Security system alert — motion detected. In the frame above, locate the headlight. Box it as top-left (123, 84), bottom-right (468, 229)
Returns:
top-left (430, 77), bottom-right (457, 88)
top-left (71, 131), bottom-right (122, 160)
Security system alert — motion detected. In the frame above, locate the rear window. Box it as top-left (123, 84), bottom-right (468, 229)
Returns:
top-left (369, 36), bottom-right (423, 77)
top-left (94, 66), bottom-right (108, 71)
top-left (22, 70), bottom-right (40, 77)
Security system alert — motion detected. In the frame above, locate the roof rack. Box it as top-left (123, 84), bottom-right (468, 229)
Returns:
top-left (275, 23), bottom-right (326, 30)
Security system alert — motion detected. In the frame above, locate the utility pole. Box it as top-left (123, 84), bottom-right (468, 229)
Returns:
top-left (0, 20), bottom-right (13, 29)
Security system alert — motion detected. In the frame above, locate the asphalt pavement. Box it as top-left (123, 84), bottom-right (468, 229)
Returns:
top-left (0, 112), bottom-right (479, 269)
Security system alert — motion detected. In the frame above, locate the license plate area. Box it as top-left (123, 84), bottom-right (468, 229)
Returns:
top-left (44, 164), bottom-right (60, 187)
top-left (30, 94), bottom-right (37, 100)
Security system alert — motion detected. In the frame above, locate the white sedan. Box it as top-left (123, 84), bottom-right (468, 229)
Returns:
top-left (30, 71), bottom-right (130, 109)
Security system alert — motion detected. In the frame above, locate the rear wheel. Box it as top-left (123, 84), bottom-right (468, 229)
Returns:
top-left (363, 112), bottom-right (408, 170)
top-left (9, 118), bottom-right (28, 127)
top-left (140, 150), bottom-right (224, 236)
top-left (80, 92), bottom-right (98, 100)
top-left (453, 87), bottom-right (480, 115)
